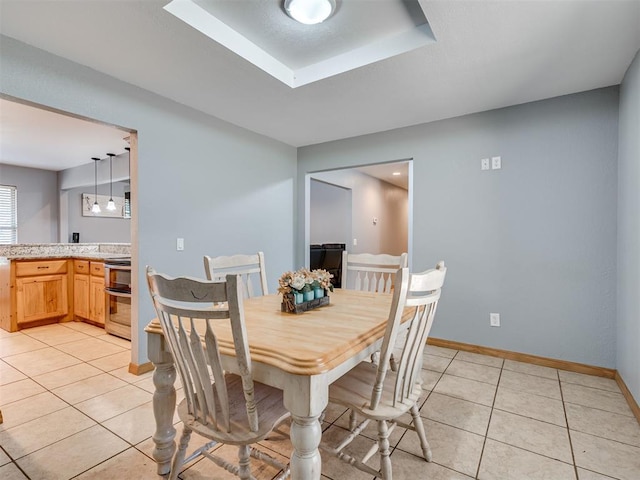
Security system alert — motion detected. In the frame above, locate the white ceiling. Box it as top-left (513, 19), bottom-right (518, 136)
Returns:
top-left (0, 98), bottom-right (130, 171)
top-left (165, 0), bottom-right (435, 87)
top-left (0, 0), bottom-right (639, 172)
top-left (356, 161), bottom-right (409, 189)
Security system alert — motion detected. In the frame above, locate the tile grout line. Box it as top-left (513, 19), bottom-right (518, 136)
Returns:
top-left (558, 369), bottom-right (580, 480)
top-left (474, 354), bottom-right (503, 480)
top-left (1, 444), bottom-right (33, 480)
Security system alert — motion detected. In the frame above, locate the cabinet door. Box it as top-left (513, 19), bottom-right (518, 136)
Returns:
top-left (16, 274), bottom-right (68, 324)
top-left (74, 274), bottom-right (90, 319)
top-left (89, 275), bottom-right (106, 325)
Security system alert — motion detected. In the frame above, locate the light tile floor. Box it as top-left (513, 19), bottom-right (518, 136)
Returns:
top-left (1, 323), bottom-right (639, 479)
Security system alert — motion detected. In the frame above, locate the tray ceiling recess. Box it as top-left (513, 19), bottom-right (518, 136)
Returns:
top-left (164, 0), bottom-right (436, 88)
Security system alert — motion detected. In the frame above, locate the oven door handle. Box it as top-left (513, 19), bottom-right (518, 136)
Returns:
top-left (105, 288), bottom-right (132, 298)
top-left (105, 265), bottom-right (132, 272)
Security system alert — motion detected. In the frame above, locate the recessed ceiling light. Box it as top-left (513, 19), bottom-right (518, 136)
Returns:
top-left (392, 172), bottom-right (402, 176)
top-left (284, 0), bottom-right (335, 25)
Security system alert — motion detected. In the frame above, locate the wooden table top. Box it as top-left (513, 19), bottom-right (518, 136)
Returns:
top-left (146, 289), bottom-right (400, 376)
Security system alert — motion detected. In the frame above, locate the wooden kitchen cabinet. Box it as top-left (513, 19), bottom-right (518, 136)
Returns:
top-left (74, 274), bottom-right (90, 319)
top-left (0, 259), bottom-right (71, 332)
top-left (16, 274), bottom-right (68, 324)
top-left (89, 263), bottom-right (105, 325)
top-left (73, 260), bottom-right (105, 326)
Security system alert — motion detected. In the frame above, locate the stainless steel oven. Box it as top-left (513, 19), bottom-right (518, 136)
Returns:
top-left (104, 258), bottom-right (131, 340)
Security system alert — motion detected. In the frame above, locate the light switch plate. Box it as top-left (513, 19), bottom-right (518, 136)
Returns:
top-left (481, 158), bottom-right (490, 170)
top-left (177, 238), bottom-right (184, 251)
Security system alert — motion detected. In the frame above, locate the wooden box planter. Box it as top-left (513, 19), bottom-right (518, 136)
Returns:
top-left (281, 292), bottom-right (330, 314)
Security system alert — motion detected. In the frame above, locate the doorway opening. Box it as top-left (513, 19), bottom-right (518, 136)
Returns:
top-left (305, 158), bottom-right (413, 275)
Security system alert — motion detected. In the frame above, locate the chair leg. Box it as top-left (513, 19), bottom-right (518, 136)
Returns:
top-left (410, 404), bottom-right (432, 462)
top-left (377, 420), bottom-right (392, 480)
top-left (349, 409), bottom-right (357, 431)
top-left (169, 426), bottom-right (192, 480)
top-left (238, 444), bottom-right (252, 480)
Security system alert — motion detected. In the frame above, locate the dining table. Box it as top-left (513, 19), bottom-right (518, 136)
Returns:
top-left (145, 288), bottom-right (406, 479)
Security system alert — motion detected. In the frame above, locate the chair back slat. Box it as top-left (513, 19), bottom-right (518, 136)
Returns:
top-left (342, 252), bottom-right (408, 293)
top-left (368, 262), bottom-right (446, 410)
top-left (147, 267), bottom-right (260, 436)
top-left (185, 319), bottom-right (217, 427)
top-left (204, 252), bottom-right (268, 298)
top-left (156, 309), bottom-right (196, 416)
top-left (204, 322), bottom-right (230, 429)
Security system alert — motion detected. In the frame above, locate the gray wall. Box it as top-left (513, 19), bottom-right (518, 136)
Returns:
top-left (310, 179), bottom-right (351, 247)
top-left (0, 163), bottom-right (58, 243)
top-left (65, 181), bottom-right (131, 243)
top-left (617, 50), bottom-right (640, 400)
top-left (1, 36), bottom-right (297, 364)
top-left (311, 170), bottom-right (408, 255)
top-left (298, 87), bottom-right (619, 369)
top-left (59, 153), bottom-right (130, 191)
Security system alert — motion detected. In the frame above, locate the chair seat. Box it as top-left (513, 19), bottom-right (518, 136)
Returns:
top-left (178, 373), bottom-right (289, 446)
top-left (329, 361), bottom-right (421, 421)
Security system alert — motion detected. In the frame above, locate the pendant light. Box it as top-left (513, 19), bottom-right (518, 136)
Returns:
top-left (91, 157), bottom-right (101, 213)
top-left (106, 152), bottom-right (116, 211)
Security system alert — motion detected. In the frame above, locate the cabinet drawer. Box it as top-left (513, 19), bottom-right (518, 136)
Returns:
top-left (75, 260), bottom-right (90, 274)
top-left (90, 262), bottom-right (104, 277)
top-left (16, 260), bottom-right (68, 277)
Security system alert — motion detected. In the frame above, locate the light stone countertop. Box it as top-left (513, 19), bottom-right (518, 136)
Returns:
top-left (3, 253), bottom-right (130, 261)
top-left (0, 243), bottom-right (130, 261)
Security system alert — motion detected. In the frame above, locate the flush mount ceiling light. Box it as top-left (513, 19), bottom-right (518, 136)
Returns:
top-left (284, 0), bottom-right (335, 25)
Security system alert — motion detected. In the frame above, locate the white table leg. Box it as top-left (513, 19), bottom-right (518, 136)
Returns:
top-left (284, 375), bottom-right (327, 480)
top-left (148, 332), bottom-right (177, 477)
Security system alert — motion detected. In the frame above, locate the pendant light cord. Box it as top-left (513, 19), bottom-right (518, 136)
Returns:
top-left (107, 153), bottom-right (115, 200)
top-left (91, 157), bottom-right (100, 201)
top-left (109, 155), bottom-right (113, 198)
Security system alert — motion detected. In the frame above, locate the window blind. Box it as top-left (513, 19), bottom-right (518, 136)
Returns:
top-left (0, 185), bottom-right (17, 244)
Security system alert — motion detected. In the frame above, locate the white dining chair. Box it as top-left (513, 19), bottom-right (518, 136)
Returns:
top-left (341, 251), bottom-right (408, 293)
top-left (146, 267), bottom-right (290, 480)
top-left (203, 251), bottom-right (268, 298)
top-left (321, 262), bottom-right (447, 480)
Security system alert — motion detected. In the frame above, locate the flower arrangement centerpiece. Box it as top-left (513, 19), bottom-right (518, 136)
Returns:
top-left (279, 268), bottom-right (333, 313)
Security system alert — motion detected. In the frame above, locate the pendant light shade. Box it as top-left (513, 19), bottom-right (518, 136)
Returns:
top-left (106, 153), bottom-right (116, 211)
top-left (91, 157), bottom-right (101, 214)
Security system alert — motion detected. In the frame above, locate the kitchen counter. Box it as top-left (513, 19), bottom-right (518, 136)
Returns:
top-left (2, 253), bottom-right (129, 261)
top-left (0, 243), bottom-right (130, 261)
top-left (0, 244), bottom-right (131, 333)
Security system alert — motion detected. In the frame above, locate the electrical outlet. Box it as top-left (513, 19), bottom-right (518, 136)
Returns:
top-left (481, 158), bottom-right (490, 170)
top-left (490, 313), bottom-right (500, 327)
top-left (177, 238), bottom-right (184, 251)
top-left (491, 156), bottom-right (502, 170)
